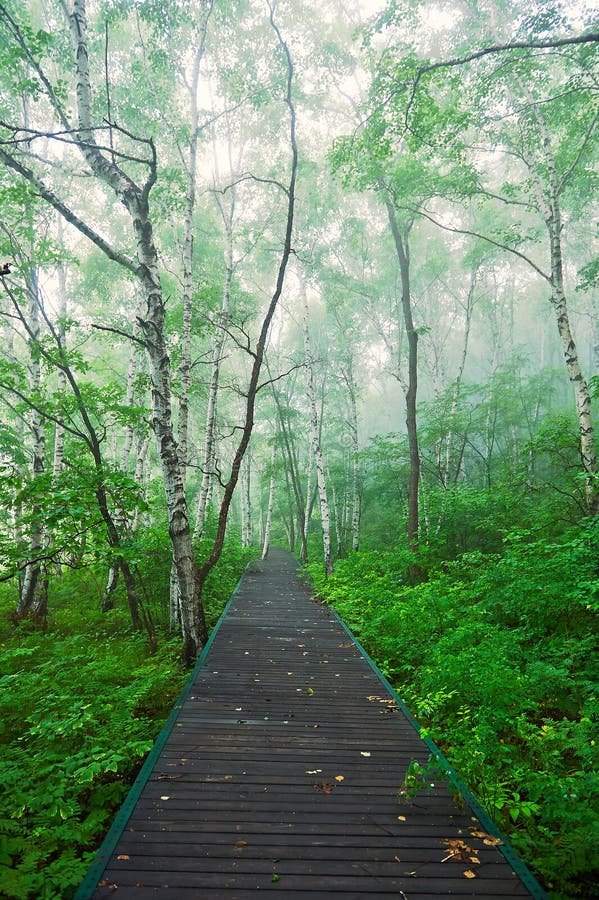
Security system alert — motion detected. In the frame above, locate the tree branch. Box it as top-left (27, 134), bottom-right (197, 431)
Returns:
top-left (408, 205), bottom-right (552, 284)
top-left (91, 323), bottom-right (147, 348)
top-left (0, 146), bottom-right (139, 275)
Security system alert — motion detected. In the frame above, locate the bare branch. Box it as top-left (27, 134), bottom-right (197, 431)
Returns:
top-left (557, 108), bottom-right (598, 195)
top-left (257, 361), bottom-right (307, 393)
top-left (92, 323), bottom-right (147, 348)
top-left (213, 172), bottom-right (290, 198)
top-left (407, 205), bottom-right (552, 284)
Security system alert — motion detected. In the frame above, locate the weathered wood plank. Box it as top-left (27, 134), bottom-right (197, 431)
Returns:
top-left (75, 548), bottom-right (547, 899)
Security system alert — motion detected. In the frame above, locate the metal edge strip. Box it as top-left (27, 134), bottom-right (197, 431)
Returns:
top-left (73, 564), bottom-right (251, 899)
top-left (326, 602), bottom-right (550, 900)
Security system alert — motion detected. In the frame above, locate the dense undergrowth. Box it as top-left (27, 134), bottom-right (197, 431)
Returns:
top-left (0, 537), bottom-right (252, 900)
top-left (308, 519), bottom-right (599, 900)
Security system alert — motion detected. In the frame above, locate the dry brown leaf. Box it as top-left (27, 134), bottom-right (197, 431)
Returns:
top-left (397, 815), bottom-right (407, 822)
top-left (394, 856), bottom-right (401, 863)
top-left (469, 856), bottom-right (481, 864)
top-left (463, 869), bottom-right (477, 879)
top-left (441, 839), bottom-right (475, 862)
top-left (483, 836), bottom-right (503, 847)
top-left (234, 840), bottom-right (248, 849)
top-left (334, 775), bottom-right (345, 782)
top-left (116, 855), bottom-right (130, 861)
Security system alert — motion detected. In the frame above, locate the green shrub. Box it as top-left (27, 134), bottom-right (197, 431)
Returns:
top-left (0, 538), bottom-right (252, 900)
top-left (308, 519), bottom-right (599, 898)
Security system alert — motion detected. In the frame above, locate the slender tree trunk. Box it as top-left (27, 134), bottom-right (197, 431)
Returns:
top-left (341, 362), bottom-right (361, 553)
top-left (194, 208), bottom-right (234, 540)
top-left (385, 198), bottom-right (420, 552)
top-left (244, 451), bottom-right (253, 547)
top-left (301, 272), bottom-right (333, 575)
top-left (272, 385), bottom-right (306, 558)
top-left (177, 10), bottom-right (212, 482)
top-left (17, 269), bottom-right (48, 620)
top-left (303, 439), bottom-right (313, 552)
top-left (52, 232), bottom-right (68, 489)
top-left (119, 319), bottom-right (142, 471)
top-left (262, 444), bottom-right (276, 559)
top-left (331, 476), bottom-right (343, 559)
top-left (445, 266), bottom-right (476, 485)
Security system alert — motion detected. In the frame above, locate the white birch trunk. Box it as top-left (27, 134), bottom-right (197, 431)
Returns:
top-left (67, 0), bottom-right (206, 654)
top-left (303, 439), bottom-right (313, 549)
top-left (52, 230), bottom-right (68, 487)
top-left (119, 331), bottom-right (140, 471)
top-left (330, 475), bottom-right (342, 559)
top-left (262, 444), bottom-right (276, 559)
top-left (301, 273), bottom-right (333, 575)
top-left (17, 270), bottom-right (48, 618)
top-left (341, 362), bottom-right (361, 553)
top-left (516, 78), bottom-right (598, 514)
top-left (194, 207), bottom-right (234, 539)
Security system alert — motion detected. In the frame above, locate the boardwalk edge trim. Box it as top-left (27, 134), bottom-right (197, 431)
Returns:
top-left (73, 567), bottom-right (249, 900)
top-left (326, 601), bottom-right (550, 900)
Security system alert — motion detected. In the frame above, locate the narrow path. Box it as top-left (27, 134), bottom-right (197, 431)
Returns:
top-left (76, 548), bottom-right (546, 898)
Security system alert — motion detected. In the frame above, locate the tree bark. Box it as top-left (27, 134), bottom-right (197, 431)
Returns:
top-left (385, 198), bottom-right (420, 552)
top-left (17, 268), bottom-right (48, 620)
top-left (66, 0), bottom-right (206, 654)
top-left (262, 444), bottom-right (276, 559)
top-left (301, 271), bottom-right (333, 575)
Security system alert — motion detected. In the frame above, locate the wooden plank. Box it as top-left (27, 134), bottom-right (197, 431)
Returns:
top-left (75, 548), bottom-right (547, 899)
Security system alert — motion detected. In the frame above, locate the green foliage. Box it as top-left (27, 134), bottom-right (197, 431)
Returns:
top-left (0, 537), bottom-right (251, 899)
top-left (308, 519), bottom-right (599, 898)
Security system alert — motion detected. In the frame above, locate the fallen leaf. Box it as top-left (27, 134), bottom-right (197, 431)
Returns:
top-left (469, 856), bottom-right (481, 865)
top-left (397, 815), bottom-right (407, 822)
top-left (394, 855), bottom-right (401, 863)
top-left (314, 781), bottom-right (334, 794)
top-left (272, 873), bottom-right (280, 883)
top-left (463, 869), bottom-right (477, 879)
top-left (160, 796), bottom-right (170, 800)
top-left (334, 775), bottom-right (345, 782)
top-left (441, 839), bottom-right (475, 862)
top-left (470, 827), bottom-right (502, 846)
top-left (234, 840), bottom-right (248, 849)
top-left (483, 836), bottom-right (503, 847)
top-left (306, 769), bottom-right (322, 774)
top-left (360, 751), bottom-right (371, 757)
top-left (116, 855), bottom-right (130, 860)
top-left (307, 688), bottom-right (314, 695)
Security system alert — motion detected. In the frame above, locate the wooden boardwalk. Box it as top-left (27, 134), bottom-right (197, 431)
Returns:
top-left (76, 548), bottom-right (547, 899)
